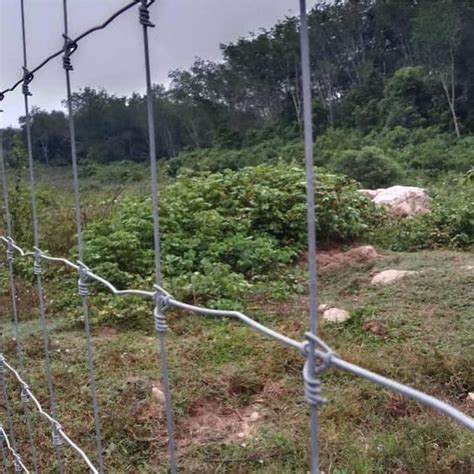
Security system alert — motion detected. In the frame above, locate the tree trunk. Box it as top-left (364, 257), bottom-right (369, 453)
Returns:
top-left (40, 138), bottom-right (49, 165)
top-left (440, 69), bottom-right (460, 138)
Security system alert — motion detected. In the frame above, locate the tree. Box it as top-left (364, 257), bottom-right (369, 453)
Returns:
top-left (25, 108), bottom-right (68, 165)
top-left (412, 2), bottom-right (463, 137)
top-left (379, 66), bottom-right (445, 129)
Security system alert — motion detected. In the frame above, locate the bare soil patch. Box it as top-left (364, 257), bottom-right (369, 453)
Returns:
top-left (316, 245), bottom-right (381, 271)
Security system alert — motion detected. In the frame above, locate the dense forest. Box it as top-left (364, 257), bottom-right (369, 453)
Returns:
top-left (1, 0), bottom-right (474, 168)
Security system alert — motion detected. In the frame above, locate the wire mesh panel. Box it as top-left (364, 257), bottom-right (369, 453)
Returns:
top-left (0, 1), bottom-right (473, 472)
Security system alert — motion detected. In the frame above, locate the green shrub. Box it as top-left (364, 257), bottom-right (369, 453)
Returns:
top-left (314, 128), bottom-right (363, 165)
top-left (83, 163), bottom-right (378, 306)
top-left (329, 146), bottom-right (403, 188)
top-left (79, 161), bottom-right (147, 184)
top-left (375, 178), bottom-right (474, 250)
top-left (165, 138), bottom-right (304, 176)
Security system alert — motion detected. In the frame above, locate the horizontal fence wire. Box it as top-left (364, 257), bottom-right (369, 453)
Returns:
top-left (1, 1), bottom-right (473, 472)
top-left (0, 354), bottom-right (99, 474)
top-left (0, 425), bottom-right (29, 473)
top-left (0, 0), bottom-right (141, 101)
top-left (0, 237), bottom-right (473, 434)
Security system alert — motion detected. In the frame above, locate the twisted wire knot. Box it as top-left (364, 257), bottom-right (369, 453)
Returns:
top-left (33, 250), bottom-right (43, 276)
top-left (301, 332), bottom-right (339, 408)
top-left (14, 457), bottom-right (23, 472)
top-left (62, 35), bottom-right (78, 71)
top-left (139, 1), bottom-right (155, 27)
top-left (22, 82), bottom-right (31, 96)
top-left (303, 360), bottom-right (327, 408)
top-left (6, 239), bottom-right (14, 264)
top-left (0, 92), bottom-right (4, 101)
top-left (63, 55), bottom-right (73, 71)
top-left (77, 264), bottom-right (90, 297)
top-left (22, 68), bottom-right (34, 96)
top-left (51, 423), bottom-right (63, 447)
top-left (153, 305), bottom-right (168, 333)
top-left (21, 384), bottom-right (30, 403)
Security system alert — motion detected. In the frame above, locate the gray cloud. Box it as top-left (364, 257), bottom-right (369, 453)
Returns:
top-left (1, 0), bottom-right (315, 127)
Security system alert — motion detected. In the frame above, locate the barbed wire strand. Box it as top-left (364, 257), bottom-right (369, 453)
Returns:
top-left (0, 120), bottom-right (40, 473)
top-left (0, 1), bottom-right (140, 100)
top-left (0, 425), bottom-right (29, 472)
top-left (298, 1), bottom-right (321, 472)
top-left (19, 0), bottom-right (64, 471)
top-left (1, 355), bottom-right (99, 473)
top-left (61, 0), bottom-right (104, 471)
top-left (139, 1), bottom-right (178, 471)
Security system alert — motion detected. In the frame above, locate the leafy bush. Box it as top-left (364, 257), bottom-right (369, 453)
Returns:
top-left (329, 146), bottom-right (403, 188)
top-left (165, 138), bottom-right (304, 176)
top-left (314, 128), bottom-right (363, 165)
top-left (79, 160), bottom-right (147, 184)
top-left (83, 163), bottom-right (378, 306)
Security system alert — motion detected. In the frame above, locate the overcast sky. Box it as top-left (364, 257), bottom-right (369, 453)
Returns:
top-left (0, 0), bottom-right (317, 127)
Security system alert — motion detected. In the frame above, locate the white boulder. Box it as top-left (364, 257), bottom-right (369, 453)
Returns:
top-left (360, 185), bottom-right (431, 217)
top-left (323, 307), bottom-right (350, 323)
top-left (371, 269), bottom-right (418, 286)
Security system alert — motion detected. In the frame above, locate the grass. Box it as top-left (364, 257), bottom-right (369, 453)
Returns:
top-left (0, 248), bottom-right (472, 472)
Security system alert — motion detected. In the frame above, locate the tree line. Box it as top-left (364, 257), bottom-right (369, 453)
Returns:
top-left (2, 0), bottom-right (473, 166)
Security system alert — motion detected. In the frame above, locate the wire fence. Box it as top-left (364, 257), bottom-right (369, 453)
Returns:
top-left (0, 0), bottom-right (473, 472)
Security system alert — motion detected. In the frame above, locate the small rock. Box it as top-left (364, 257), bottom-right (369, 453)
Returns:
top-left (249, 411), bottom-right (260, 422)
top-left (467, 392), bottom-right (474, 402)
top-left (323, 308), bottom-right (350, 323)
top-left (371, 269), bottom-right (418, 286)
top-left (318, 303), bottom-right (330, 312)
top-left (151, 386), bottom-right (165, 405)
top-left (461, 265), bottom-right (474, 271)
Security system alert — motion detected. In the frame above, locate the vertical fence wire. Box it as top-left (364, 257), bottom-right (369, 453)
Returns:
top-left (298, 1), bottom-right (321, 473)
top-left (0, 2), bottom-right (472, 472)
top-left (0, 123), bottom-right (39, 473)
top-left (61, 1), bottom-right (104, 471)
top-left (139, 1), bottom-right (178, 472)
top-left (0, 434), bottom-right (7, 472)
top-left (19, 0), bottom-right (64, 471)
top-left (0, 366), bottom-right (17, 456)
